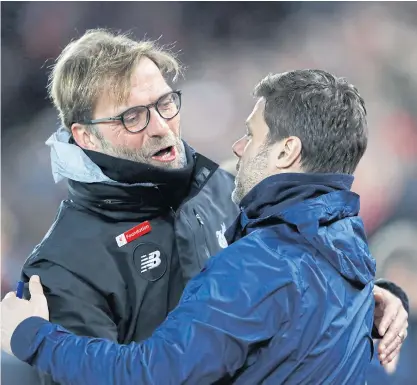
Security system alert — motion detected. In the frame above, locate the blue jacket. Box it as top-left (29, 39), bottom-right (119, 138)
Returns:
top-left (12, 173), bottom-right (376, 384)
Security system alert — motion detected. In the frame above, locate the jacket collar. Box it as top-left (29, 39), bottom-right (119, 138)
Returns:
top-left (225, 172), bottom-right (375, 287)
top-left (68, 143), bottom-right (219, 220)
top-left (225, 172), bottom-right (355, 244)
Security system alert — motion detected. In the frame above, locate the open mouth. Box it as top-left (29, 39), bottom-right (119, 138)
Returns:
top-left (151, 146), bottom-right (176, 162)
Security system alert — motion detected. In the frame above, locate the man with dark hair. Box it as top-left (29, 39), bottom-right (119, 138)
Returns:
top-left (232, 70), bottom-right (368, 205)
top-left (1, 69), bottom-right (409, 384)
top-left (258, 70), bottom-right (367, 173)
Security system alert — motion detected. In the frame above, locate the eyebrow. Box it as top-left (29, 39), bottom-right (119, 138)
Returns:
top-left (115, 89), bottom-right (174, 116)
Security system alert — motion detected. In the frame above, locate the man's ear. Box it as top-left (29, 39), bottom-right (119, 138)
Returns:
top-left (71, 123), bottom-right (97, 150)
top-left (274, 136), bottom-right (302, 170)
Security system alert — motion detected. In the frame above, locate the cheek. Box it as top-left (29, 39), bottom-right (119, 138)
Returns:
top-left (168, 115), bottom-right (181, 136)
top-left (267, 152), bottom-right (277, 171)
top-left (106, 128), bottom-right (147, 149)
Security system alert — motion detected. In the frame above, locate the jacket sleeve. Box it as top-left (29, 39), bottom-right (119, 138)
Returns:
top-left (13, 243), bottom-right (297, 385)
top-left (22, 260), bottom-right (119, 385)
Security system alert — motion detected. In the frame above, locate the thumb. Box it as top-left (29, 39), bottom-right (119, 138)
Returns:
top-left (29, 275), bottom-right (45, 299)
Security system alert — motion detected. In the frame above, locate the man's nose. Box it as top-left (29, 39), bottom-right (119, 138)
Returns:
top-left (146, 108), bottom-right (171, 137)
top-left (232, 136), bottom-right (247, 158)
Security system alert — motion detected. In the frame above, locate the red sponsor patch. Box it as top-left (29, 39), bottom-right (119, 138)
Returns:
top-left (116, 221), bottom-right (152, 247)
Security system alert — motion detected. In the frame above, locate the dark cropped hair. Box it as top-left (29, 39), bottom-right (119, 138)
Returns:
top-left (254, 69), bottom-right (368, 174)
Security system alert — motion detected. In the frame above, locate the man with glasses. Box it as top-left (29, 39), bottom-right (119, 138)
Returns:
top-left (19, 29), bottom-right (239, 385)
top-left (17, 29), bottom-right (407, 385)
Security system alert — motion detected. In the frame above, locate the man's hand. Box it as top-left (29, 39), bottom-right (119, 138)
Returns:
top-left (1, 275), bottom-right (49, 356)
top-left (373, 286), bottom-right (408, 365)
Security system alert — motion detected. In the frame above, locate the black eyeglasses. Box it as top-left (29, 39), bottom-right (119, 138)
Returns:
top-left (76, 90), bottom-right (182, 133)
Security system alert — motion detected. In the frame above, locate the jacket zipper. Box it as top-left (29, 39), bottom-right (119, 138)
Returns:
top-left (193, 209), bottom-right (211, 259)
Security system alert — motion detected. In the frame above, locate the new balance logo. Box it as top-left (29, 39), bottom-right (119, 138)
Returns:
top-left (140, 251), bottom-right (161, 273)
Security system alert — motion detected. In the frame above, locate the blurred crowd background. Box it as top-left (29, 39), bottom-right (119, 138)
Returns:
top-left (1, 1), bottom-right (417, 383)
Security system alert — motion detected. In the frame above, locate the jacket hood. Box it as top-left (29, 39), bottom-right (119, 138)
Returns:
top-left (46, 127), bottom-right (120, 185)
top-left (45, 127), bottom-right (224, 219)
top-left (46, 127), bottom-right (195, 189)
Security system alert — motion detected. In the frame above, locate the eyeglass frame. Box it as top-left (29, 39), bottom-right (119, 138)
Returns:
top-left (73, 90), bottom-right (182, 133)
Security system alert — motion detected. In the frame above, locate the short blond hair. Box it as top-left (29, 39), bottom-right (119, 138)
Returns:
top-left (48, 29), bottom-right (182, 131)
